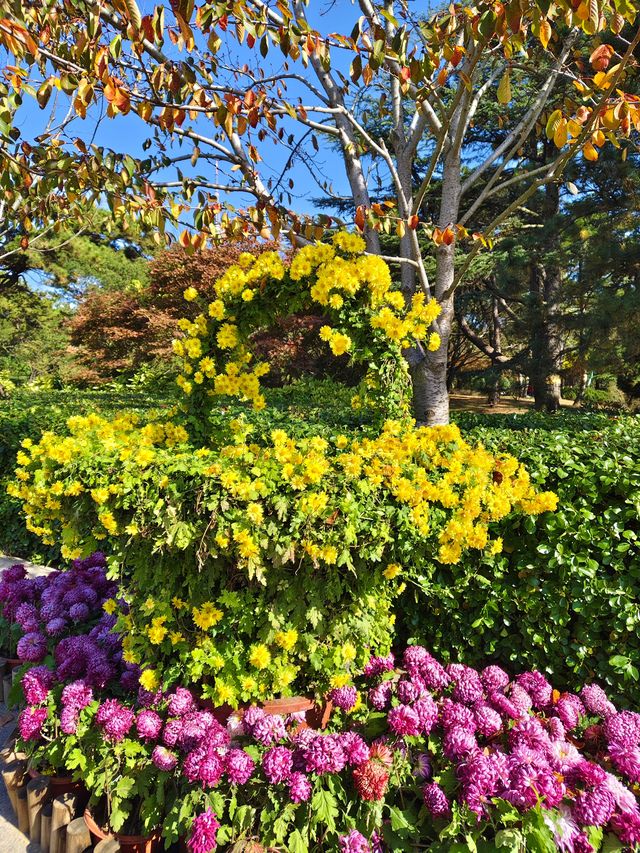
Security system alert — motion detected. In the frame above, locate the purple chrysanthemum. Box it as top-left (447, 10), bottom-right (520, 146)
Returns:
top-left (18, 706), bottom-right (47, 741)
top-left (330, 686), bottom-right (358, 711)
top-left (603, 710), bottom-right (640, 748)
top-left (152, 745), bottom-right (178, 771)
top-left (572, 788), bottom-right (615, 827)
top-left (252, 714), bottom-right (287, 746)
top-left (339, 830), bottom-right (371, 852)
top-left (423, 782), bottom-right (451, 817)
top-left (363, 653), bottom-right (395, 678)
top-left (136, 710), bottom-right (163, 741)
top-left (262, 746), bottom-right (294, 784)
top-left (341, 732), bottom-right (370, 766)
top-left (17, 631), bottom-right (47, 663)
top-left (167, 687), bottom-right (195, 717)
top-left (447, 663), bottom-right (484, 705)
top-left (96, 699), bottom-right (134, 742)
top-left (303, 733), bottom-right (347, 774)
top-left (480, 665), bottom-right (510, 693)
top-left (369, 681), bottom-right (393, 710)
top-left (288, 771), bottom-right (312, 803)
top-left (580, 684), bottom-right (616, 718)
top-left (388, 704), bottom-right (421, 737)
top-left (187, 809), bottom-right (220, 853)
top-left (21, 666), bottom-right (55, 705)
top-left (225, 749), bottom-right (255, 785)
top-left (474, 704), bottom-right (502, 738)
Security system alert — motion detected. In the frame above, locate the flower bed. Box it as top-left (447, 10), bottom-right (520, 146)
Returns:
top-left (2, 556), bottom-right (640, 851)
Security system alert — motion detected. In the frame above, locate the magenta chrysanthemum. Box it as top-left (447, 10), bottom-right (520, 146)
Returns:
top-left (187, 809), bottom-right (220, 853)
top-left (339, 829), bottom-right (371, 852)
top-left (152, 745), bottom-right (178, 771)
top-left (225, 749), bottom-right (255, 785)
top-left (262, 746), bottom-right (293, 784)
top-left (423, 782), bottom-right (451, 817)
top-left (288, 771), bottom-right (313, 803)
top-left (330, 686), bottom-right (358, 711)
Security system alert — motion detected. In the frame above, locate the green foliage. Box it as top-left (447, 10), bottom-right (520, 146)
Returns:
top-left (400, 410), bottom-right (640, 706)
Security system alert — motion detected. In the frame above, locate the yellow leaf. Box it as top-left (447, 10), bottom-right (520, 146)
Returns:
top-left (554, 118), bottom-right (568, 148)
top-left (539, 19), bottom-right (552, 49)
top-left (583, 141), bottom-right (599, 161)
top-left (545, 109), bottom-right (563, 140)
top-left (497, 69), bottom-right (511, 104)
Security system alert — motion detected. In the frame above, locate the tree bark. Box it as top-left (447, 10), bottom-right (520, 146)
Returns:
top-left (528, 182), bottom-right (563, 413)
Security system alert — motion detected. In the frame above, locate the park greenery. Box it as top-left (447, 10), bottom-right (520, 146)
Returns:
top-left (0, 0), bottom-right (639, 851)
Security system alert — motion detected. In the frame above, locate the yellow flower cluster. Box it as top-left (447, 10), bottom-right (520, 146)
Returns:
top-left (170, 233), bottom-right (442, 415)
top-left (8, 413), bottom-right (189, 555)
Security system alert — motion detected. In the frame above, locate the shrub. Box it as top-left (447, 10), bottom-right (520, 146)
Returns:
top-left (400, 412), bottom-right (640, 706)
top-left (0, 388), bottom-right (170, 561)
top-left (7, 238), bottom-right (555, 705)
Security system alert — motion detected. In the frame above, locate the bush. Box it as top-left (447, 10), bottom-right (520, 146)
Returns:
top-left (400, 412), bottom-right (640, 706)
top-left (0, 388), bottom-right (171, 561)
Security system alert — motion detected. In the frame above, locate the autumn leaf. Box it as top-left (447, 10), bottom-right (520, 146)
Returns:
top-left (583, 141), bottom-right (599, 161)
top-left (354, 205), bottom-right (366, 232)
top-left (497, 69), bottom-right (511, 104)
top-left (590, 43), bottom-right (614, 71)
top-left (407, 214), bottom-right (419, 230)
top-left (554, 118), bottom-right (568, 148)
top-left (545, 109), bottom-right (563, 140)
top-left (539, 19), bottom-right (552, 49)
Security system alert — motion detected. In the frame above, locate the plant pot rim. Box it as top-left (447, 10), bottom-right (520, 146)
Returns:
top-left (84, 806), bottom-right (162, 843)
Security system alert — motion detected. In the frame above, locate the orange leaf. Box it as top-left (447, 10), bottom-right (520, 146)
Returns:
top-left (355, 205), bottom-right (366, 232)
top-left (590, 43), bottom-right (614, 71)
top-left (407, 215), bottom-right (419, 230)
top-left (583, 141), bottom-right (599, 161)
top-left (539, 19), bottom-right (551, 49)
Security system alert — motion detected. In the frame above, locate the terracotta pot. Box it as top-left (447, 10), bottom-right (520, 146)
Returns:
top-left (210, 695), bottom-right (333, 730)
top-left (84, 806), bottom-right (162, 853)
top-left (27, 768), bottom-right (88, 801)
top-left (5, 658), bottom-right (21, 669)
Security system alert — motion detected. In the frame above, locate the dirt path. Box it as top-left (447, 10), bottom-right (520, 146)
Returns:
top-left (450, 393), bottom-right (574, 416)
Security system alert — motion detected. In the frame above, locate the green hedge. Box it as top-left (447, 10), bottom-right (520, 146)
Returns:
top-left (401, 411), bottom-right (640, 706)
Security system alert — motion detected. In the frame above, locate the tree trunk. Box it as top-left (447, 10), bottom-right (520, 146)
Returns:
top-left (411, 295), bottom-right (454, 425)
top-left (528, 182), bottom-right (563, 413)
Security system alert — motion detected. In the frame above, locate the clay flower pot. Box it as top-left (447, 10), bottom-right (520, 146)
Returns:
top-left (84, 806), bottom-right (162, 853)
top-left (28, 767), bottom-right (88, 800)
top-left (209, 695), bottom-right (333, 730)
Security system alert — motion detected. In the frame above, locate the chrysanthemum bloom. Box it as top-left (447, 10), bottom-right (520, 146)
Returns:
top-left (369, 681), bottom-right (393, 710)
top-left (21, 666), bottom-right (55, 705)
top-left (188, 809), bottom-right (220, 853)
top-left (152, 746), bottom-right (178, 772)
top-left (136, 710), bottom-right (163, 741)
top-left (163, 718), bottom-right (183, 748)
top-left (387, 704), bottom-right (421, 737)
top-left (252, 714), bottom-right (287, 746)
top-left (474, 704), bottom-right (502, 738)
top-left (443, 727), bottom-right (478, 760)
top-left (340, 732), bottom-right (370, 766)
top-left (242, 705), bottom-right (266, 732)
top-left (572, 788), bottom-right (615, 827)
top-left (226, 714), bottom-right (245, 738)
top-left (96, 699), bottom-right (134, 742)
top-left (60, 706), bottom-right (80, 735)
top-left (423, 782), bottom-right (451, 817)
top-left (224, 749), bottom-right (255, 785)
top-left (412, 696), bottom-right (439, 735)
top-left (554, 694), bottom-right (585, 731)
top-left (15, 603), bottom-right (39, 632)
top-left (45, 618), bottom-right (67, 637)
top-left (580, 684), bottom-right (616, 717)
top-left (303, 734), bottom-right (347, 774)
top-left (611, 810), bottom-right (640, 846)
top-left (547, 716), bottom-right (566, 742)
top-left (516, 671), bottom-right (553, 708)
top-left (262, 746), bottom-right (293, 784)
top-left (198, 754), bottom-right (225, 789)
top-left (507, 683), bottom-right (533, 717)
top-left (288, 771), bottom-right (312, 803)
top-left (508, 718), bottom-right (551, 753)
top-left (353, 759), bottom-right (389, 802)
top-left (167, 687), bottom-right (195, 717)
top-left (330, 686), bottom-right (358, 711)
top-left (396, 678), bottom-right (425, 704)
top-left (608, 741), bottom-right (640, 783)
top-left (69, 602), bottom-right (90, 622)
top-left (17, 631), bottom-right (47, 663)
top-left (363, 653), bottom-right (395, 678)
top-left (339, 829), bottom-right (371, 852)
top-left (603, 710), bottom-right (640, 748)
top-left (18, 706), bottom-right (47, 741)
top-left (440, 699), bottom-right (476, 732)
top-left (447, 663), bottom-right (484, 705)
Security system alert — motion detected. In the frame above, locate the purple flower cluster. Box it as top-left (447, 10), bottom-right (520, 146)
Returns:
top-left (363, 645), bottom-right (640, 846)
